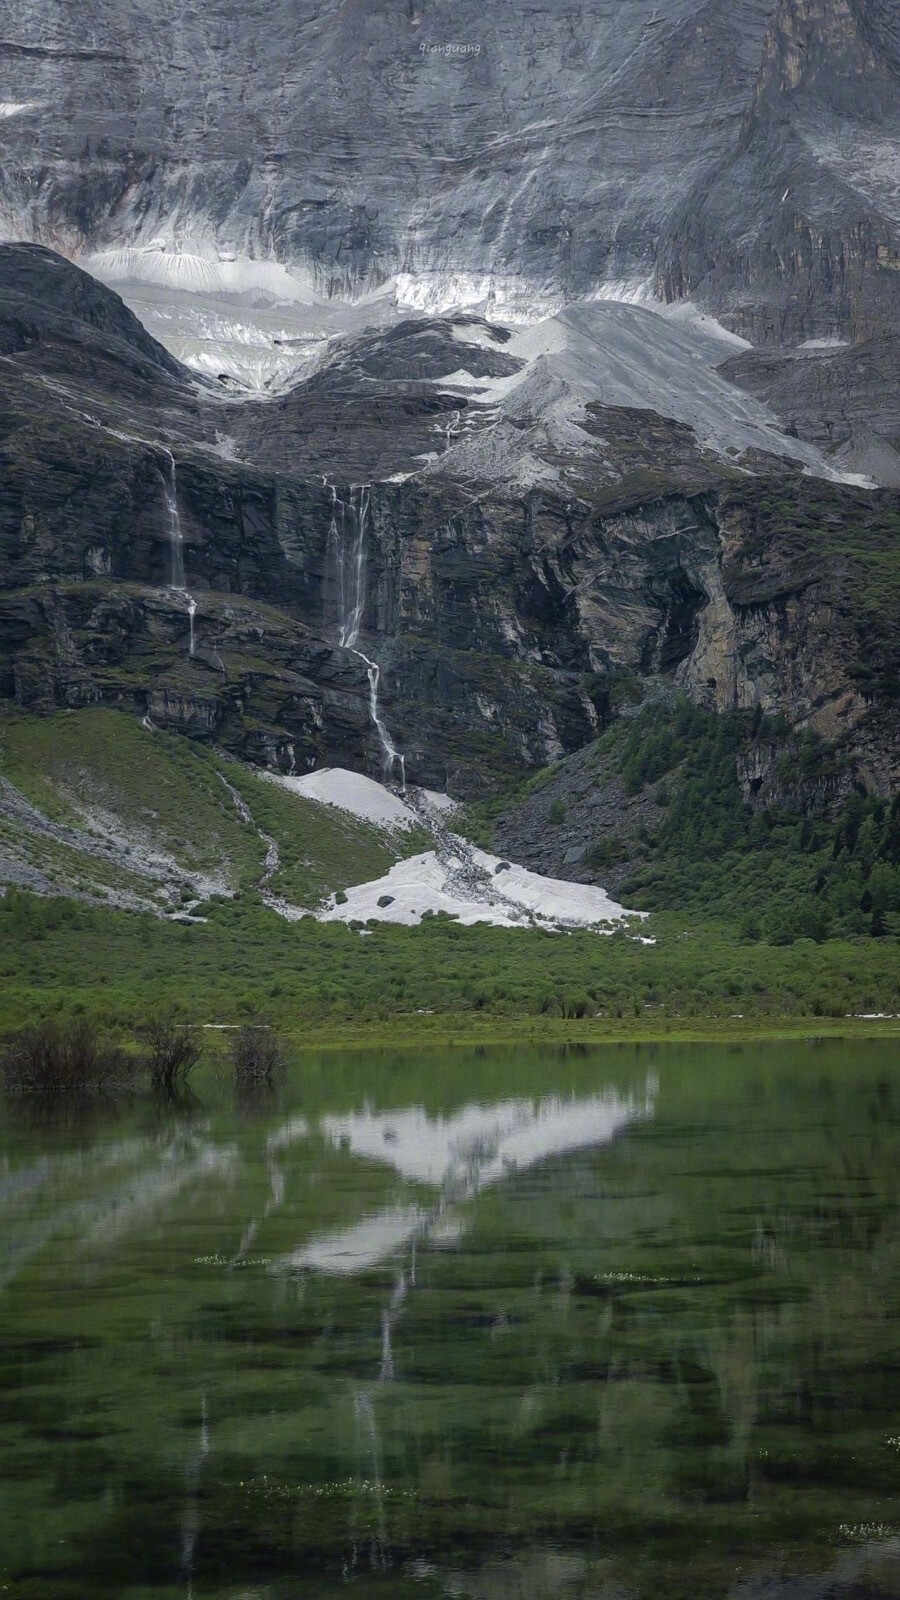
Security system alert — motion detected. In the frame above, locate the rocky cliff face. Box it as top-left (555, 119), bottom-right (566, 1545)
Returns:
top-left (0, 246), bottom-right (896, 807)
top-left (0, 0), bottom-right (896, 349)
top-left (659, 0), bottom-right (900, 346)
top-left (0, 1), bottom-right (770, 299)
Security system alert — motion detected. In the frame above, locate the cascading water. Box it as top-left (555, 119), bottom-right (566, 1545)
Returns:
top-left (327, 482), bottom-right (405, 789)
top-left (160, 451), bottom-right (198, 659)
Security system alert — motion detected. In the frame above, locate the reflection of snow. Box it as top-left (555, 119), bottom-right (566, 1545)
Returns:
top-left (1, 1135), bottom-right (236, 1287)
top-left (286, 1206), bottom-right (425, 1275)
top-left (320, 1091), bottom-right (649, 1188)
top-left (266, 1115), bottom-right (309, 1156)
top-left (272, 1085), bottom-right (654, 1277)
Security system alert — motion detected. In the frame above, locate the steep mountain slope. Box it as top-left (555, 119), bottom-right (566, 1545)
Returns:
top-left (0, 0), bottom-right (896, 350)
top-left (0, 0), bottom-right (775, 303)
top-left (660, 0), bottom-right (900, 343)
top-left (0, 244), bottom-right (896, 817)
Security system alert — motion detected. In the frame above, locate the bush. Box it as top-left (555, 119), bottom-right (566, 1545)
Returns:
top-left (0, 1018), bottom-right (134, 1096)
top-left (142, 1016), bottom-right (203, 1093)
top-left (230, 1024), bottom-right (284, 1093)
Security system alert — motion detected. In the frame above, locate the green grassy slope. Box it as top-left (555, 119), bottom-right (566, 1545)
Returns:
top-left (0, 706), bottom-right (897, 1036)
top-left (0, 708), bottom-right (423, 912)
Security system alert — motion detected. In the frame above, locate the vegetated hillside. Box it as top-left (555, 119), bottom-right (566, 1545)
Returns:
top-left (0, 708), bottom-right (896, 1034)
top-left (0, 708), bottom-right (422, 915)
top-left (488, 699), bottom-right (900, 947)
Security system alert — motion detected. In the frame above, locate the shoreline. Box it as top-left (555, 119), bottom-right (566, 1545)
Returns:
top-left (284, 1013), bottom-right (900, 1053)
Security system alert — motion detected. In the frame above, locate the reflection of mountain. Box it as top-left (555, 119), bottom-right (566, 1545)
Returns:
top-left (431, 1541), bottom-right (900, 1600)
top-left (0, 1132), bottom-right (236, 1289)
top-left (274, 1085), bottom-right (655, 1275)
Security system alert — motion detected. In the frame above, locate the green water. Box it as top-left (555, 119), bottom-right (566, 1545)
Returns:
top-left (1, 1040), bottom-right (898, 1600)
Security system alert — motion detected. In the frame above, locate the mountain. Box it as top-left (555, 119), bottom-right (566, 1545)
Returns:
top-left (1, 0), bottom-right (897, 341)
top-left (0, 2), bottom-right (898, 929)
top-left (1, 243), bottom-right (896, 800)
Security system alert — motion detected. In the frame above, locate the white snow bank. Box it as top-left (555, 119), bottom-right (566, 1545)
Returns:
top-left (317, 844), bottom-right (641, 931)
top-left (262, 767), bottom-right (419, 830)
top-left (260, 768), bottom-right (642, 932)
top-left (84, 245), bottom-right (318, 304)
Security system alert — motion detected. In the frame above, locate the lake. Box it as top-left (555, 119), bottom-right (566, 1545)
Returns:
top-left (1, 1039), bottom-right (897, 1599)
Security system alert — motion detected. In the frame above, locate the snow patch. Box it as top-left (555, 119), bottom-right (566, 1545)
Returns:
top-left (262, 767), bottom-right (419, 830)
top-left (84, 245), bottom-right (319, 304)
top-left (394, 271), bottom-right (563, 323)
top-left (317, 845), bottom-right (640, 932)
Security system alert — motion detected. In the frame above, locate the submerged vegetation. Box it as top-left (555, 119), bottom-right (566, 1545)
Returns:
top-left (0, 1009), bottom-right (290, 1100)
top-left (143, 1015), bottom-right (204, 1095)
top-left (0, 1017), bottom-right (136, 1097)
top-left (230, 1023), bottom-right (285, 1094)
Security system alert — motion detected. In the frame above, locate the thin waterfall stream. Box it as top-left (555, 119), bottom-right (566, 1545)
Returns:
top-left (160, 451), bottom-right (198, 658)
top-left (327, 483), bottom-right (405, 788)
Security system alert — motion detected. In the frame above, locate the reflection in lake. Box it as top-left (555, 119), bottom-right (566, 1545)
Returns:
top-left (0, 1041), bottom-right (897, 1600)
top-left (277, 1085), bottom-right (653, 1275)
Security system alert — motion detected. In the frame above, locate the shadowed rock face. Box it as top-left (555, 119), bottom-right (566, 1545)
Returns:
top-left (0, 244), bottom-right (896, 803)
top-left (658, 0), bottom-right (900, 344)
top-left (0, 0), bottom-right (897, 347)
top-left (0, 1), bottom-right (771, 297)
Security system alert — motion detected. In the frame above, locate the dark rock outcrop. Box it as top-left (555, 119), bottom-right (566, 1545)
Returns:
top-left (0, 244), bottom-right (896, 807)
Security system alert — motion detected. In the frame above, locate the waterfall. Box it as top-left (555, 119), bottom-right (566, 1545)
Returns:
top-left (359, 654), bottom-right (406, 790)
top-left (161, 450), bottom-right (186, 589)
top-left (328, 483), bottom-right (405, 788)
top-left (160, 451), bottom-right (199, 659)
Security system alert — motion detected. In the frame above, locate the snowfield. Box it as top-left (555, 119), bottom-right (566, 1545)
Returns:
top-left (265, 767), bottom-right (646, 933)
top-left (263, 767), bottom-right (419, 829)
top-left (317, 847), bottom-right (639, 931)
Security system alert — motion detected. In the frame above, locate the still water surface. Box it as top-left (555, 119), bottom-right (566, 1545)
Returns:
top-left (0, 1040), bottom-right (897, 1599)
